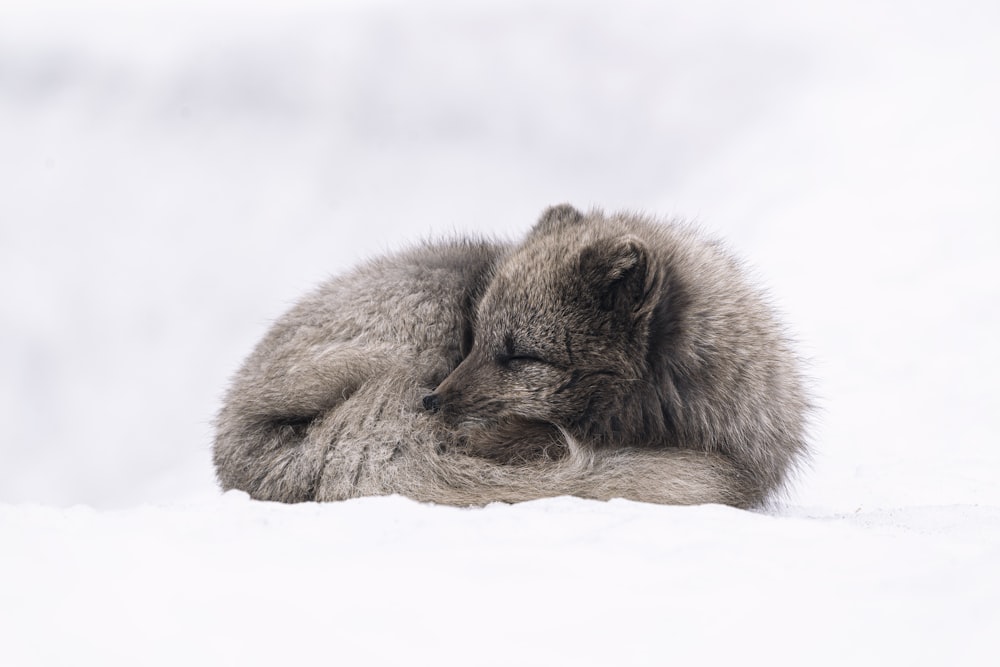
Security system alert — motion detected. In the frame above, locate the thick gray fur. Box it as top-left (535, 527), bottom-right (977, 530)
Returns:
top-left (214, 206), bottom-right (810, 508)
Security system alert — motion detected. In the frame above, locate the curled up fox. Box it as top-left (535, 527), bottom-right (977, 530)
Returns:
top-left (213, 205), bottom-right (810, 508)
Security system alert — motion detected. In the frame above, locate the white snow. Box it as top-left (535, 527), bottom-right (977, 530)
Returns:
top-left (1, 0), bottom-right (998, 664)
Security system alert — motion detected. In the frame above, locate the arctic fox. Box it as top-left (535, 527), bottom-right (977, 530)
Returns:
top-left (214, 206), bottom-right (809, 507)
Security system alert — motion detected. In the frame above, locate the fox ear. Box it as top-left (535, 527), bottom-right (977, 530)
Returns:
top-left (577, 236), bottom-right (653, 314)
top-left (531, 204), bottom-right (584, 236)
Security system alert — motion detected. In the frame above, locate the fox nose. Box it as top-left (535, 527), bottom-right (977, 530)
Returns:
top-left (422, 393), bottom-right (441, 413)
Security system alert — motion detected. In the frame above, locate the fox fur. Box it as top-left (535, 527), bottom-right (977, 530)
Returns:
top-left (213, 205), bottom-right (809, 508)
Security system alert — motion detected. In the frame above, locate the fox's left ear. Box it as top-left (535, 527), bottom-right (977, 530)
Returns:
top-left (530, 204), bottom-right (584, 237)
top-left (577, 236), bottom-right (658, 316)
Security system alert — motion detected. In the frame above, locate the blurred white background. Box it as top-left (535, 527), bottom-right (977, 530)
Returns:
top-left (2, 0), bottom-right (998, 510)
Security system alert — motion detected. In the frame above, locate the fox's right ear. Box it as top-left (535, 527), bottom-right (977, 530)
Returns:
top-left (530, 204), bottom-right (584, 236)
top-left (577, 236), bottom-right (656, 315)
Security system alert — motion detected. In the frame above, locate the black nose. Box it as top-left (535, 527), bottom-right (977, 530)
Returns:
top-left (422, 394), bottom-right (441, 413)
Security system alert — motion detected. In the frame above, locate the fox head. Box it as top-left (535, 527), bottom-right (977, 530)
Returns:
top-left (423, 205), bottom-right (664, 442)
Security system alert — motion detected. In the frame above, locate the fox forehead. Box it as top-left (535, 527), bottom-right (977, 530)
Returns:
top-left (475, 286), bottom-right (621, 367)
top-left (476, 292), bottom-right (568, 344)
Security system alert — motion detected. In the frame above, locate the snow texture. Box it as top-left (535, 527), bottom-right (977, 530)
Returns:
top-left (1, 0), bottom-right (998, 664)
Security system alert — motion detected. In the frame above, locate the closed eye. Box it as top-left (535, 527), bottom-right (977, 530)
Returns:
top-left (500, 334), bottom-right (548, 368)
top-left (497, 353), bottom-right (547, 368)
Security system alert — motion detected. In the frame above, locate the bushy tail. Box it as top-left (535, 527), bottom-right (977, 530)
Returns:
top-left (391, 437), bottom-right (759, 508)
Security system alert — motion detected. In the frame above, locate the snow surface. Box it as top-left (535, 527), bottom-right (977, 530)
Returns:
top-left (2, 0), bottom-right (998, 664)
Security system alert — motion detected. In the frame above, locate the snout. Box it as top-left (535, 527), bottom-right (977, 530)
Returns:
top-left (422, 393), bottom-right (441, 413)
top-left (422, 353), bottom-right (484, 416)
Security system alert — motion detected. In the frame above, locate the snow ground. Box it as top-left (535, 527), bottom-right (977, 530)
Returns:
top-left (3, 495), bottom-right (999, 665)
top-left (1, 0), bottom-right (998, 664)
